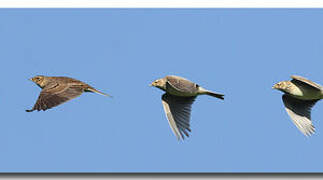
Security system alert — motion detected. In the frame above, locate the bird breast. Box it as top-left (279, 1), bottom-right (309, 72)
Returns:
top-left (290, 83), bottom-right (322, 100)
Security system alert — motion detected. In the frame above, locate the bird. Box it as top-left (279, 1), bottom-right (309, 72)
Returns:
top-left (150, 75), bottom-right (224, 140)
top-left (26, 75), bottom-right (111, 112)
top-left (273, 75), bottom-right (323, 136)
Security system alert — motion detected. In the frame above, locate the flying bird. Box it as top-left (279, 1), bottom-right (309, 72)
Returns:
top-left (26, 75), bottom-right (111, 112)
top-left (150, 75), bottom-right (224, 140)
top-left (273, 75), bottom-right (323, 136)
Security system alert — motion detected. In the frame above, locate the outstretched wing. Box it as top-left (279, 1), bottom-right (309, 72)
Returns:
top-left (26, 82), bottom-right (84, 112)
top-left (282, 94), bottom-right (318, 136)
top-left (161, 93), bottom-right (196, 140)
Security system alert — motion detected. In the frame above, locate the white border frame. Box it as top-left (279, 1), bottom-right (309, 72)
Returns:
top-left (0, 0), bottom-right (323, 8)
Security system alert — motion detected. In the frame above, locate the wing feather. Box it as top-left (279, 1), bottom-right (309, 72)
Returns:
top-left (282, 94), bottom-right (317, 136)
top-left (291, 75), bottom-right (322, 91)
top-left (166, 76), bottom-right (197, 94)
top-left (161, 93), bottom-right (196, 140)
top-left (27, 82), bottom-right (84, 112)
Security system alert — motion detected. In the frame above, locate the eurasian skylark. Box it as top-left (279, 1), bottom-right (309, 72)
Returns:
top-left (26, 75), bottom-right (111, 112)
top-left (273, 75), bottom-right (323, 136)
top-left (150, 75), bottom-right (224, 140)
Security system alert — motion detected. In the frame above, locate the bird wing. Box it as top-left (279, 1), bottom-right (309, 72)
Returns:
top-left (166, 76), bottom-right (197, 94)
top-left (282, 94), bottom-right (318, 136)
top-left (291, 75), bottom-right (322, 91)
top-left (27, 82), bottom-right (84, 112)
top-left (161, 93), bottom-right (196, 140)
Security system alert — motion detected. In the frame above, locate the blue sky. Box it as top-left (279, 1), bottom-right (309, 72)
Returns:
top-left (0, 9), bottom-right (323, 172)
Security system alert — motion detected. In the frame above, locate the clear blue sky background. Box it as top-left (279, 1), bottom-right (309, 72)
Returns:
top-left (0, 9), bottom-right (323, 172)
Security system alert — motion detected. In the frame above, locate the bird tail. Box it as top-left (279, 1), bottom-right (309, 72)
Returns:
top-left (87, 87), bottom-right (112, 97)
top-left (198, 87), bottom-right (224, 100)
top-left (204, 91), bottom-right (224, 100)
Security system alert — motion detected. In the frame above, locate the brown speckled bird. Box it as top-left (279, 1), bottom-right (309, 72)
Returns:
top-left (273, 75), bottom-right (323, 136)
top-left (150, 75), bottom-right (224, 140)
top-left (26, 75), bottom-right (111, 112)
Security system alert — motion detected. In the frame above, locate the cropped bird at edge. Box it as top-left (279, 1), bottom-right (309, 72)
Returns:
top-left (150, 75), bottom-right (224, 140)
top-left (26, 75), bottom-right (111, 112)
top-left (273, 75), bottom-right (323, 136)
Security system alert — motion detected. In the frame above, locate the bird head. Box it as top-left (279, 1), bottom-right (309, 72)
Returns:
top-left (150, 78), bottom-right (166, 90)
top-left (272, 81), bottom-right (291, 93)
top-left (30, 75), bottom-right (47, 88)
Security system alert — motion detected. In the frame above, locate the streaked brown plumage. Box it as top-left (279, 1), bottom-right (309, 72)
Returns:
top-left (26, 75), bottom-right (111, 112)
top-left (150, 75), bottom-right (224, 140)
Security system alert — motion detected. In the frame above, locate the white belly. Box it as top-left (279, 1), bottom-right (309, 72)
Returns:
top-left (291, 85), bottom-right (322, 100)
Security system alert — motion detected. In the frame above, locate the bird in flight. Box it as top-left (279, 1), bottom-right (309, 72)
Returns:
top-left (150, 75), bottom-right (224, 140)
top-left (26, 75), bottom-right (111, 112)
top-left (273, 75), bottom-right (323, 136)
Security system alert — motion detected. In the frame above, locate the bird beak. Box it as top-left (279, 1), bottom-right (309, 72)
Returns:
top-left (272, 84), bottom-right (277, 89)
top-left (149, 83), bottom-right (153, 87)
top-left (29, 78), bottom-right (33, 81)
